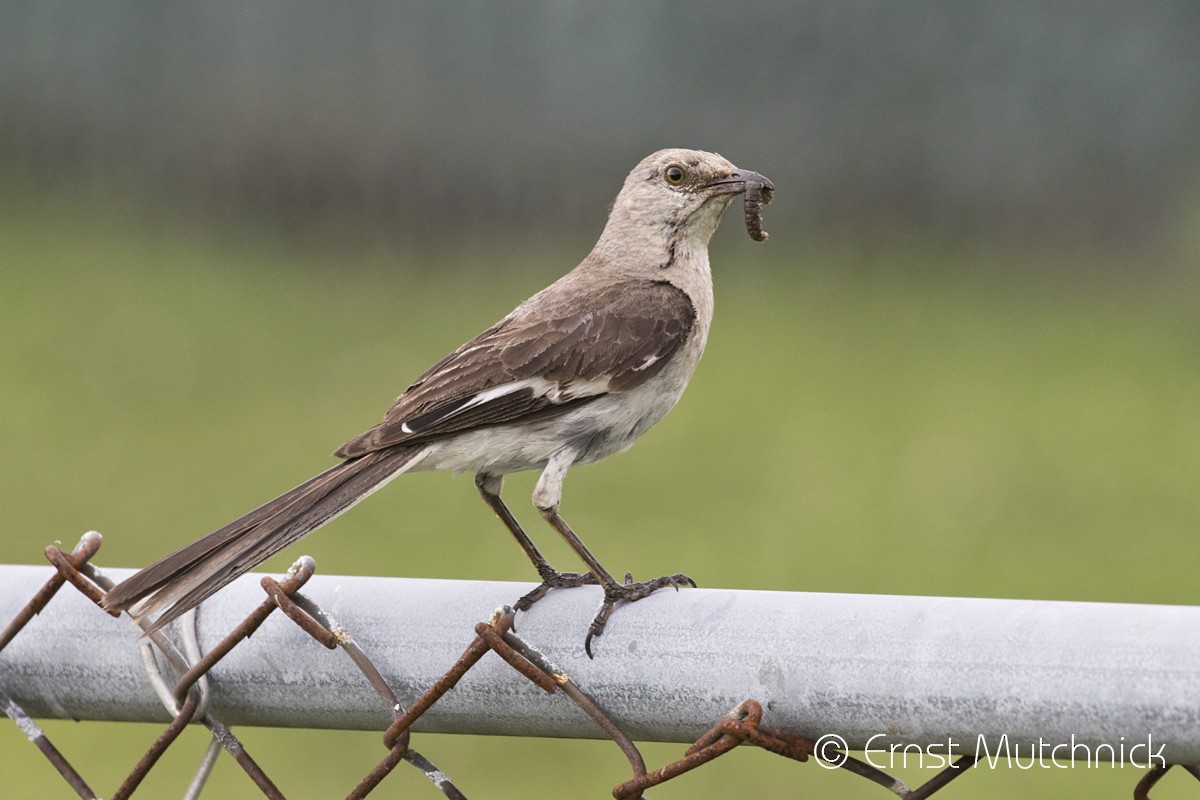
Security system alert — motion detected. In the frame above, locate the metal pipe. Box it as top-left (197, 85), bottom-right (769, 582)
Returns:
top-left (1, 563), bottom-right (1197, 762)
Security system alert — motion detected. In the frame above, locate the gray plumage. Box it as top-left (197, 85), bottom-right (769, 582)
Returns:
top-left (102, 148), bottom-right (773, 651)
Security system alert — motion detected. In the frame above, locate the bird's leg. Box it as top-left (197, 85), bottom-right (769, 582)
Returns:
top-left (532, 452), bottom-right (694, 657)
top-left (475, 472), bottom-right (596, 611)
top-left (537, 507), bottom-right (694, 656)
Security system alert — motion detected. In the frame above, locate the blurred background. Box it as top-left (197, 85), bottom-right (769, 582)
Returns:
top-left (2, 2), bottom-right (1198, 797)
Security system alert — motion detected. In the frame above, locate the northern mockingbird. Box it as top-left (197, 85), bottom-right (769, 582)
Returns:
top-left (103, 148), bottom-right (773, 654)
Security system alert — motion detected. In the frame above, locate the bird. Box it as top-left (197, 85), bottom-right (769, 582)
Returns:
top-left (101, 148), bottom-right (773, 655)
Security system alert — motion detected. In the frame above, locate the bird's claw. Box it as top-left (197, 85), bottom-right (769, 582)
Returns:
top-left (514, 568), bottom-right (598, 612)
top-left (584, 571), bottom-right (696, 658)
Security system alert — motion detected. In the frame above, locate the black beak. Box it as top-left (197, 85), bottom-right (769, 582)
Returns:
top-left (705, 169), bottom-right (774, 195)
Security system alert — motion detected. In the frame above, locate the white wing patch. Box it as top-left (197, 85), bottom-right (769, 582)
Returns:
top-left (459, 378), bottom-right (544, 409)
top-left (459, 376), bottom-right (614, 407)
top-left (550, 375), bottom-right (613, 401)
top-left (633, 354), bottom-right (660, 371)
top-left (400, 376), bottom-right (614, 434)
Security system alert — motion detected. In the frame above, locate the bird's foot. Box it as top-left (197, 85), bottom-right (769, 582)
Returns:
top-left (514, 567), bottom-right (599, 612)
top-left (585, 571), bottom-right (695, 658)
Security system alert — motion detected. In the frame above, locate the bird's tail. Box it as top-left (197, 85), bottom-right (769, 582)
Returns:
top-left (101, 445), bottom-right (427, 631)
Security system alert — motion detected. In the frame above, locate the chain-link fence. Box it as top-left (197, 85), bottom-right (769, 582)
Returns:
top-left (2, 532), bottom-right (1199, 798)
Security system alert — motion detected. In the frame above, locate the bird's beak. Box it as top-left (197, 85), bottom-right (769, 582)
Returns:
top-left (705, 169), bottom-right (774, 196)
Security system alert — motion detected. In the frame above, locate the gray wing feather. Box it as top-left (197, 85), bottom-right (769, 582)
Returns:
top-left (334, 280), bottom-right (694, 458)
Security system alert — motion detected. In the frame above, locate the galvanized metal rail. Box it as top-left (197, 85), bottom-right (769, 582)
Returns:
top-left (2, 557), bottom-right (1198, 764)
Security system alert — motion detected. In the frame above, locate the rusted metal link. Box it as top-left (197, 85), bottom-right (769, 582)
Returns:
top-left (352, 740), bottom-right (470, 800)
top-left (613, 729), bottom-right (739, 798)
top-left (903, 754), bottom-right (978, 799)
top-left (4, 542), bottom-right (471, 799)
top-left (172, 558), bottom-right (318, 707)
top-left (689, 708), bottom-right (810, 764)
top-left (403, 750), bottom-right (469, 800)
top-left (380, 608), bottom-right (565, 754)
top-left (104, 553), bottom-right (297, 798)
top-left (0, 532), bottom-right (106, 652)
top-left (499, 624), bottom-right (649, 780)
top-left (3, 692), bottom-right (99, 799)
top-left (383, 633), bottom-right (488, 749)
top-left (824, 750), bottom-right (979, 799)
top-left (208, 723), bottom-right (286, 799)
top-left (347, 681), bottom-right (467, 798)
top-left (474, 621), bottom-right (556, 694)
top-left (348, 743), bottom-right (409, 800)
top-left (298, 599), bottom-right (399, 709)
top-left (128, 561), bottom-right (317, 798)
top-left (612, 701), bottom-right (749, 798)
top-left (44, 544), bottom-right (118, 614)
top-left (614, 699), bottom-right (816, 799)
top-left (112, 695), bottom-right (202, 800)
top-left (203, 560), bottom-right (465, 797)
top-left (282, 588), bottom-right (465, 797)
top-left (684, 698), bottom-right (763, 753)
top-left (287, 589), bottom-right (407, 713)
top-left (1135, 764), bottom-right (1170, 799)
top-left (261, 574), bottom-right (338, 649)
top-left (1135, 763), bottom-right (1200, 800)
top-left (828, 752), bottom-right (912, 795)
top-left (141, 621), bottom-right (280, 798)
top-left (740, 722), bottom-right (813, 762)
top-left (30, 728), bottom-right (100, 798)
top-left (382, 612), bottom-right (518, 749)
top-left (382, 608), bottom-right (652, 796)
top-left (0, 571), bottom-right (64, 652)
top-left (171, 599), bottom-right (274, 707)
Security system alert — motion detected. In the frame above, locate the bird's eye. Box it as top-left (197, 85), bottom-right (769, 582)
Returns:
top-left (664, 165), bottom-right (686, 185)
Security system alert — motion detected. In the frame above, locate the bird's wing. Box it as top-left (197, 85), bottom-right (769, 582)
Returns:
top-left (333, 279), bottom-right (695, 458)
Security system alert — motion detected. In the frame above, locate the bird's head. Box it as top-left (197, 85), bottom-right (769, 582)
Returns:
top-left (605, 148), bottom-right (772, 248)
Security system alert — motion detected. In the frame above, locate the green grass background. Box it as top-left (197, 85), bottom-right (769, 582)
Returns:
top-left (2, 193), bottom-right (1198, 798)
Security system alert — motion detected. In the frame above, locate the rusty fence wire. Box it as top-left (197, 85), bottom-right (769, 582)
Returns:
top-left (2, 531), bottom-right (1200, 798)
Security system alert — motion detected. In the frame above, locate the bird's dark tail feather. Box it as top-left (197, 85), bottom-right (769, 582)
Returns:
top-left (101, 445), bottom-right (426, 632)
